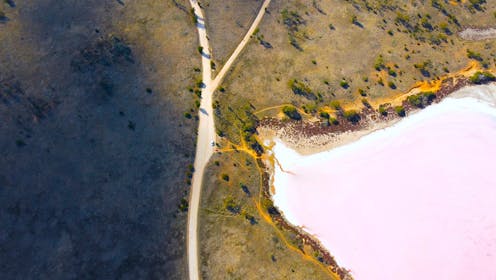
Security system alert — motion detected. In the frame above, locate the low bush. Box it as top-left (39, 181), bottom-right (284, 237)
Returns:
top-left (319, 111), bottom-right (330, 119)
top-left (221, 174), bottom-right (230, 181)
top-left (407, 92), bottom-right (436, 108)
top-left (469, 71), bottom-right (496, 84)
top-left (378, 104), bottom-right (388, 116)
top-left (340, 80), bottom-right (349, 89)
top-left (288, 79), bottom-right (316, 100)
top-left (343, 110), bottom-right (360, 123)
top-left (395, 106), bottom-right (406, 117)
top-left (282, 105), bottom-right (302, 120)
top-left (467, 49), bottom-right (483, 61)
top-left (330, 100), bottom-right (342, 110)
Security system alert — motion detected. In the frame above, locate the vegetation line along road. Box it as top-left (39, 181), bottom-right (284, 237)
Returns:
top-left (186, 1), bottom-right (272, 280)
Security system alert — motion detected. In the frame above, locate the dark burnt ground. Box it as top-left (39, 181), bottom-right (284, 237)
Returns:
top-left (0, 1), bottom-right (198, 279)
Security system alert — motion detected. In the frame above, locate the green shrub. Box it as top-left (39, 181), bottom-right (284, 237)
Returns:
top-left (343, 110), bottom-right (360, 123)
top-left (469, 71), bottom-right (496, 84)
top-left (351, 15), bottom-right (358, 24)
top-left (288, 79), bottom-right (316, 100)
top-left (361, 98), bottom-right (371, 108)
top-left (414, 60), bottom-right (432, 77)
top-left (340, 80), bottom-right (349, 89)
top-left (378, 104), bottom-right (388, 116)
top-left (221, 174), bottom-right (230, 181)
top-left (319, 111), bottom-right (330, 119)
top-left (439, 22), bottom-right (451, 34)
top-left (421, 17), bottom-right (433, 31)
top-left (395, 106), bottom-right (406, 117)
top-left (330, 100), bottom-right (342, 110)
top-left (302, 103), bottom-right (317, 114)
top-left (282, 105), bottom-right (302, 120)
top-left (178, 198), bottom-right (188, 212)
top-left (467, 49), bottom-right (483, 61)
top-left (223, 197), bottom-right (240, 214)
top-left (189, 8), bottom-right (197, 24)
top-left (468, 0), bottom-right (487, 11)
top-left (395, 12), bottom-right (410, 25)
top-left (374, 55), bottom-right (385, 71)
top-left (407, 92), bottom-right (436, 108)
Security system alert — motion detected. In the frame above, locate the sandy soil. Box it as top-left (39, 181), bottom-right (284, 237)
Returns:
top-left (459, 27), bottom-right (496, 41)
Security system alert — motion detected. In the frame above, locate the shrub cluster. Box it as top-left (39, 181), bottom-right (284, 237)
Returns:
top-left (282, 105), bottom-right (302, 120)
top-left (407, 92), bottom-right (436, 108)
top-left (470, 71), bottom-right (496, 84)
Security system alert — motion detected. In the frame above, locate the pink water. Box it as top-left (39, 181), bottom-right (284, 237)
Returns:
top-left (272, 85), bottom-right (496, 280)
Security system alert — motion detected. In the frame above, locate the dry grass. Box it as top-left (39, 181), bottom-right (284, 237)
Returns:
top-left (203, 0), bottom-right (264, 64)
top-left (214, 0), bottom-right (496, 142)
top-left (0, 1), bottom-right (199, 279)
top-left (200, 0), bottom-right (496, 279)
top-left (199, 151), bottom-right (335, 280)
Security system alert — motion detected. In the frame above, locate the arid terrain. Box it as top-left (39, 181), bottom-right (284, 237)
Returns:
top-left (0, 0), bottom-right (199, 279)
top-left (199, 0), bottom-right (496, 279)
top-left (202, 0), bottom-right (263, 65)
top-left (1, 0), bottom-right (496, 279)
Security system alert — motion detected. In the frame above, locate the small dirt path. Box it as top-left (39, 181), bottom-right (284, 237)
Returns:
top-left (186, 1), bottom-right (271, 280)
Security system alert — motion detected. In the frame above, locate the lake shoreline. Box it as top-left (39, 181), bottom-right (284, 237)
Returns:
top-left (257, 78), bottom-right (495, 280)
top-left (259, 76), bottom-right (473, 156)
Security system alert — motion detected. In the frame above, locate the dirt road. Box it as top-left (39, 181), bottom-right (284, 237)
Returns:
top-left (186, 1), bottom-right (271, 279)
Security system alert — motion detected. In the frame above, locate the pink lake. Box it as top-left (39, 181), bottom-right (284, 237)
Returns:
top-left (272, 85), bottom-right (496, 280)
